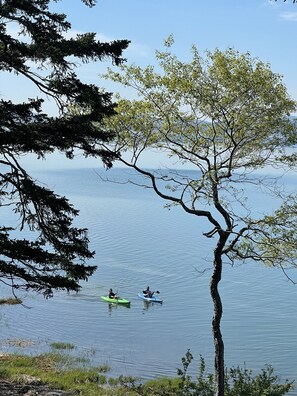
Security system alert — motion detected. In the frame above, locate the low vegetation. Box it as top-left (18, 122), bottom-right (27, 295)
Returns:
top-left (135, 350), bottom-right (294, 396)
top-left (50, 342), bottom-right (76, 350)
top-left (0, 298), bottom-right (22, 305)
top-left (0, 352), bottom-right (120, 396)
top-left (0, 349), bottom-right (293, 396)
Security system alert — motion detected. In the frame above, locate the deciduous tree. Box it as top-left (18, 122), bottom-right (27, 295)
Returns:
top-left (101, 38), bottom-right (297, 396)
top-left (0, 0), bottom-right (129, 297)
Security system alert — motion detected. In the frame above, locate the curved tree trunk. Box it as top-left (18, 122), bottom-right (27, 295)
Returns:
top-left (210, 235), bottom-right (226, 396)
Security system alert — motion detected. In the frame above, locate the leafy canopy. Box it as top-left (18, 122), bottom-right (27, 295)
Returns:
top-left (102, 36), bottom-right (297, 273)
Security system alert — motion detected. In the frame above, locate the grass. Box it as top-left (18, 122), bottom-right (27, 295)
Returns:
top-left (0, 298), bottom-right (22, 305)
top-left (50, 342), bottom-right (76, 350)
top-left (0, 352), bottom-right (138, 396)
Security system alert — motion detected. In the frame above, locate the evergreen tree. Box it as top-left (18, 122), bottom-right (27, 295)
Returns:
top-left (0, 0), bottom-right (129, 297)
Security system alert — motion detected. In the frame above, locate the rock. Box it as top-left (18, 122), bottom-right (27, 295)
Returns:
top-left (15, 375), bottom-right (42, 385)
top-left (0, 380), bottom-right (78, 395)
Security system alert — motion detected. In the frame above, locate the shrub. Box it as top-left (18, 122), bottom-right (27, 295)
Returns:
top-left (133, 350), bottom-right (294, 396)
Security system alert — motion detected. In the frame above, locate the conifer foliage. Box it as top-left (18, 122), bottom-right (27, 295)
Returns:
top-left (0, 0), bottom-right (129, 297)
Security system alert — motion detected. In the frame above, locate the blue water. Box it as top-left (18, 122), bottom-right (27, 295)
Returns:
top-left (0, 167), bottom-right (297, 392)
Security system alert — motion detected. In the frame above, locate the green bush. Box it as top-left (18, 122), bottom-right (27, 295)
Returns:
top-left (224, 364), bottom-right (293, 396)
top-left (132, 350), bottom-right (294, 396)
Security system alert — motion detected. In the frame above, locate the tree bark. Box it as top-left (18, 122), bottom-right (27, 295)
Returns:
top-left (210, 235), bottom-right (226, 396)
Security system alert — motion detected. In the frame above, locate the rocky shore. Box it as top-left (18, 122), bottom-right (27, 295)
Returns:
top-left (0, 380), bottom-right (77, 395)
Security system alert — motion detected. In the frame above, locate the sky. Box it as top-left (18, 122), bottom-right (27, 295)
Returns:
top-left (3, 0), bottom-right (297, 170)
top-left (54, 0), bottom-right (297, 98)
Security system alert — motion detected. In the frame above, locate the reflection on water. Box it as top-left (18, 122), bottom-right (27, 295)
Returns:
top-left (107, 302), bottom-right (131, 316)
top-left (141, 300), bottom-right (164, 313)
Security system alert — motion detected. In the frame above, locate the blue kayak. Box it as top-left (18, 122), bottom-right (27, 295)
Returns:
top-left (137, 292), bottom-right (163, 303)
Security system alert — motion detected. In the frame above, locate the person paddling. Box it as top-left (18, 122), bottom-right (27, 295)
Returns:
top-left (109, 288), bottom-right (117, 299)
top-left (143, 286), bottom-right (154, 298)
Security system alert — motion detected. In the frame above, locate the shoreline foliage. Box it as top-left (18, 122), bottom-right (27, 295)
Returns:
top-left (0, 350), bottom-right (293, 396)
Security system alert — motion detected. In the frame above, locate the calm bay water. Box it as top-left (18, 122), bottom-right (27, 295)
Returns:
top-left (0, 167), bottom-right (297, 392)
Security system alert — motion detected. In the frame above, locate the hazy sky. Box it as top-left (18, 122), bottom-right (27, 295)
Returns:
top-left (4, 0), bottom-right (297, 170)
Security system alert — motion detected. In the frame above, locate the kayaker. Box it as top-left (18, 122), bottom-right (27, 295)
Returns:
top-left (109, 288), bottom-right (117, 299)
top-left (143, 286), bottom-right (154, 298)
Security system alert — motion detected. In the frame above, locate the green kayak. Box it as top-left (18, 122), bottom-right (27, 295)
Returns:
top-left (100, 295), bottom-right (131, 305)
